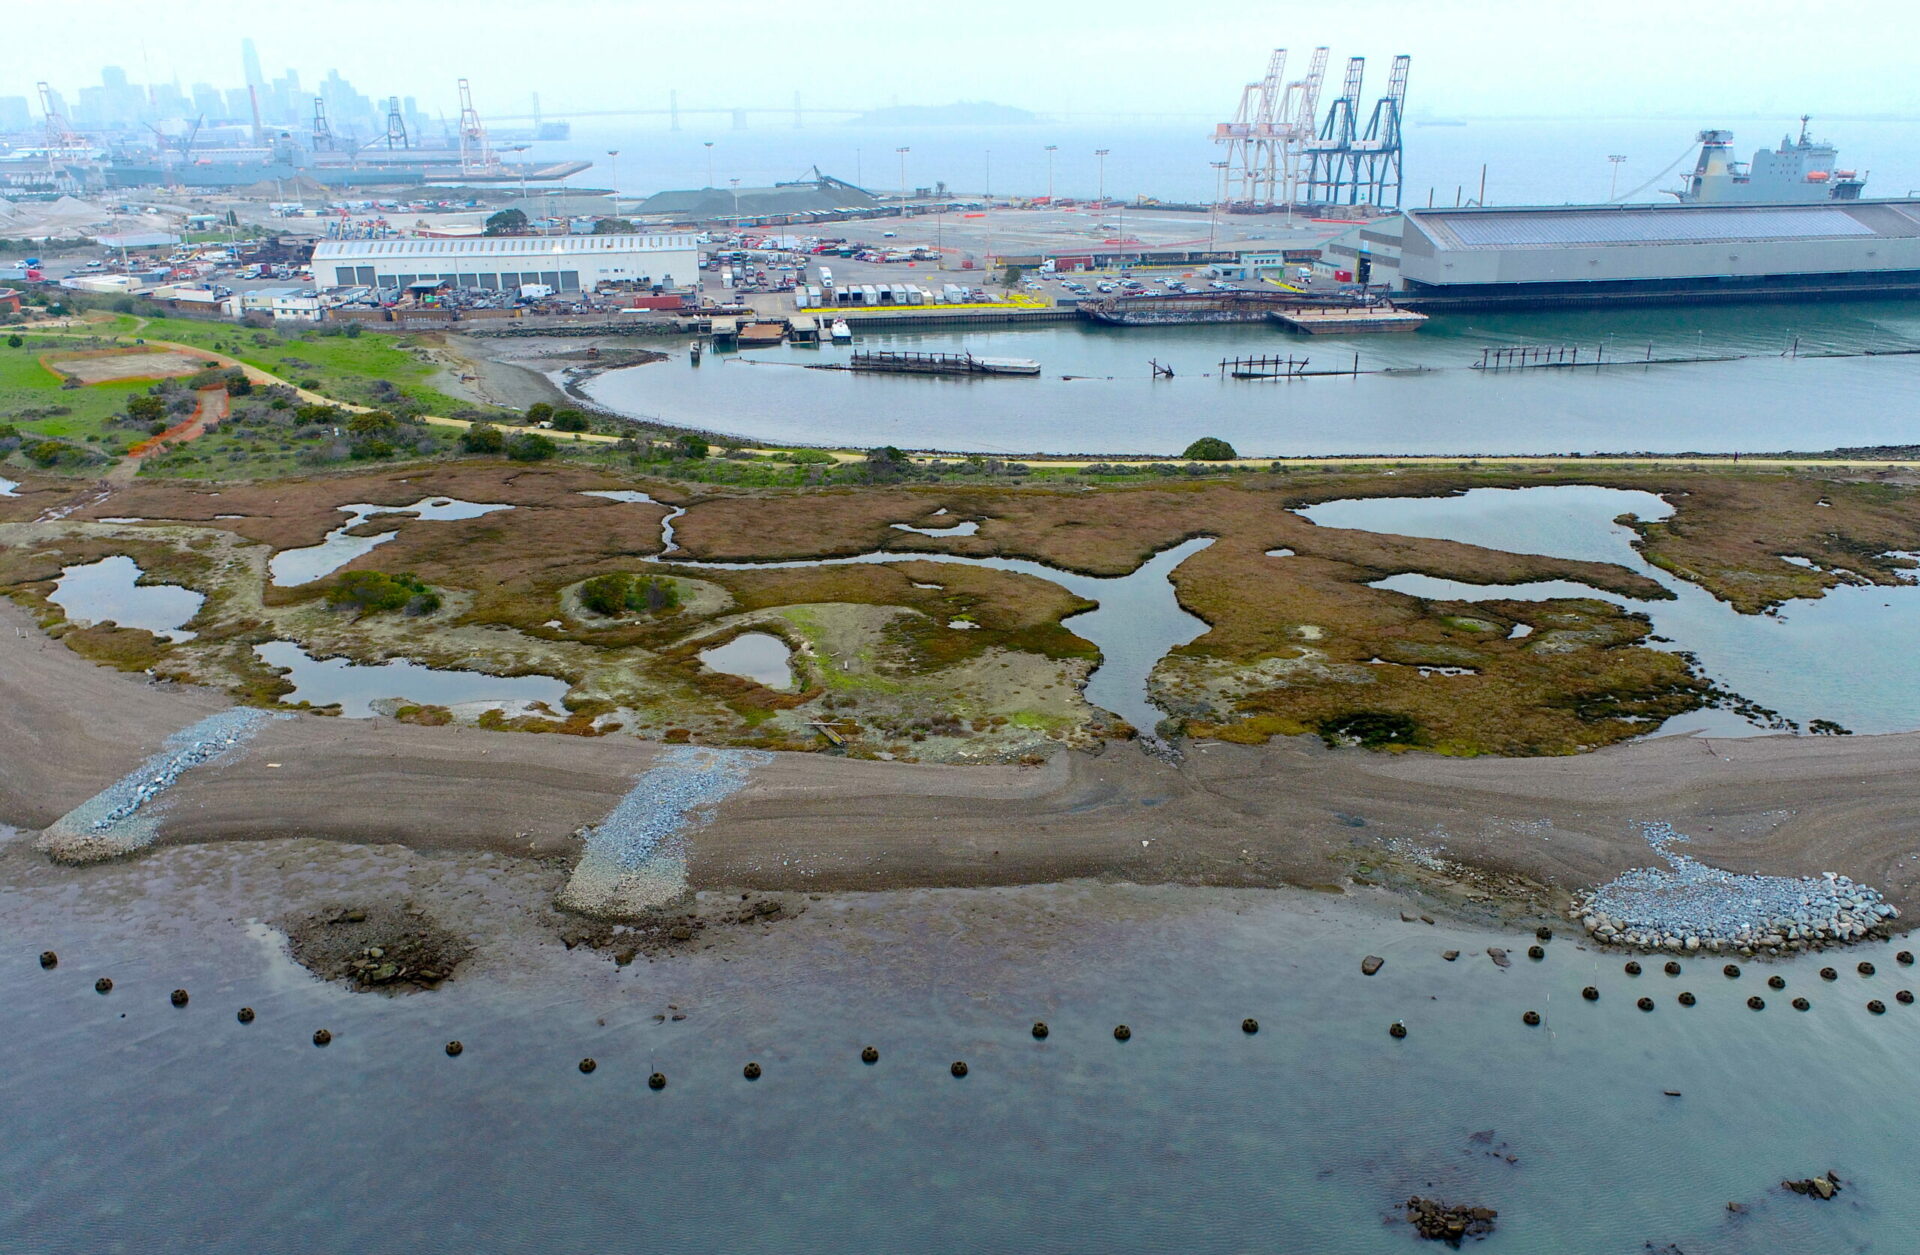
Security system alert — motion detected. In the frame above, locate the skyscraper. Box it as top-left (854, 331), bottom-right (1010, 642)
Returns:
top-left (241, 38), bottom-right (265, 89)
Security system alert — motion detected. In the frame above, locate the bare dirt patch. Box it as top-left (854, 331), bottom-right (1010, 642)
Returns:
top-left (45, 349), bottom-right (218, 384)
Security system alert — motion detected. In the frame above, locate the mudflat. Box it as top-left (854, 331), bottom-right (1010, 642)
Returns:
top-left (5, 598), bottom-right (1916, 917)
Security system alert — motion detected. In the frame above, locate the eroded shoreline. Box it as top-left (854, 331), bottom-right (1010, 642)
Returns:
top-left (3, 596), bottom-right (1916, 939)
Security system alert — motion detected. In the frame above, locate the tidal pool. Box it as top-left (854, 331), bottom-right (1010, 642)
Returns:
top-left (0, 476), bottom-right (17, 497)
top-left (1300, 485), bottom-right (1920, 736)
top-left (48, 556), bottom-right (204, 642)
top-left (269, 498), bottom-right (512, 587)
top-left (892, 520), bottom-right (981, 537)
top-left (698, 632), bottom-right (794, 690)
top-left (658, 537), bottom-right (1215, 740)
top-left (255, 640), bottom-right (569, 718)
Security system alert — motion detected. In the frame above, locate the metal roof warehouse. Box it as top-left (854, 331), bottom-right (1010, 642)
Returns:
top-left (312, 233), bottom-right (700, 293)
top-left (1320, 199), bottom-right (1920, 308)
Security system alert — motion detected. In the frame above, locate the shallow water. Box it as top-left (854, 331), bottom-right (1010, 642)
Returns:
top-left (662, 537), bottom-right (1214, 738)
top-left (1300, 485), bottom-right (1920, 736)
top-left (255, 640), bottom-right (569, 718)
top-left (892, 519), bottom-right (981, 537)
top-left (583, 302), bottom-right (1920, 457)
top-left (582, 489), bottom-right (686, 552)
top-left (3, 863), bottom-right (1917, 1254)
top-left (269, 498), bottom-right (512, 587)
top-left (698, 632), bottom-right (794, 690)
top-left (48, 555), bottom-right (204, 642)
top-left (0, 476), bottom-right (17, 497)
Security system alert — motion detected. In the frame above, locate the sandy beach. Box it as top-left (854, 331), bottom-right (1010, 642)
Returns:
top-left (5, 598), bottom-right (1916, 922)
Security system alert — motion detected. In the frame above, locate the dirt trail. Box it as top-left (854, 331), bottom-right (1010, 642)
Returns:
top-left (109, 386), bottom-right (229, 484)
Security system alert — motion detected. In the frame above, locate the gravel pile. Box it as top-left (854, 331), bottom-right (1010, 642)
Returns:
top-left (1569, 821), bottom-right (1898, 955)
top-left (41, 709), bottom-right (285, 863)
top-left (559, 746), bottom-right (772, 917)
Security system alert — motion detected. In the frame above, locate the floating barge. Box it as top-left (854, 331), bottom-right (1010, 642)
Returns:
top-left (737, 321), bottom-right (788, 347)
top-left (1080, 290), bottom-right (1371, 326)
top-left (839, 350), bottom-right (1040, 377)
top-left (1267, 304), bottom-right (1427, 334)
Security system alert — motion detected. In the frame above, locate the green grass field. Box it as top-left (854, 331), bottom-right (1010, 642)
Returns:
top-left (92, 315), bottom-right (469, 414)
top-left (0, 344), bottom-right (148, 443)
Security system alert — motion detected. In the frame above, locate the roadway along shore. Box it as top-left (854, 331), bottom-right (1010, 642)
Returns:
top-left (4, 597), bottom-right (1917, 924)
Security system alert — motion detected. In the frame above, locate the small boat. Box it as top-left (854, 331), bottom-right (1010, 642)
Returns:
top-left (830, 318), bottom-right (853, 342)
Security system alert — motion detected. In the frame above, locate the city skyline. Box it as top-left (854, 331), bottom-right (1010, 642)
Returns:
top-left (7, 0), bottom-right (1920, 126)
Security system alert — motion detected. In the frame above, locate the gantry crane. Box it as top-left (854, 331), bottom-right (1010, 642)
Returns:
top-left (456, 79), bottom-right (498, 175)
top-left (1352, 55), bottom-right (1410, 209)
top-left (382, 96), bottom-right (410, 149)
top-left (1213, 46), bottom-right (1329, 210)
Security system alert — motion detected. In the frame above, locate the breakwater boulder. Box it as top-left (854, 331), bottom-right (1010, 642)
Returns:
top-left (1405, 1196), bottom-right (1496, 1242)
top-left (1567, 822), bottom-right (1897, 955)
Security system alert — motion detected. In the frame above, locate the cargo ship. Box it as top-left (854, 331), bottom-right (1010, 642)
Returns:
top-left (1672, 118), bottom-right (1867, 203)
top-left (99, 138), bottom-right (589, 190)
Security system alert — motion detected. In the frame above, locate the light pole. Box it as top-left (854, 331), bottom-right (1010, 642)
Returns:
top-left (984, 149), bottom-right (991, 202)
top-left (728, 177), bottom-right (740, 225)
top-left (1094, 148), bottom-right (1109, 205)
top-left (1208, 162), bottom-right (1227, 247)
top-left (1045, 145), bottom-right (1056, 203)
top-left (607, 149), bottom-right (620, 206)
top-left (896, 146), bottom-right (910, 207)
top-left (1607, 154), bottom-right (1628, 201)
top-left (704, 140), bottom-right (714, 188)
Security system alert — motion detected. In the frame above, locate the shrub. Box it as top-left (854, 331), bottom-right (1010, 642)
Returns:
top-left (551, 407), bottom-right (589, 432)
top-left (505, 432), bottom-right (557, 462)
top-left (1317, 711), bottom-right (1421, 749)
top-left (1182, 436), bottom-right (1238, 461)
top-left (460, 422), bottom-right (504, 454)
top-left (579, 572), bottom-right (680, 616)
top-left (525, 402), bottom-right (555, 425)
top-left (126, 395), bottom-right (167, 424)
top-left (780, 448), bottom-right (836, 465)
top-left (5, 334), bottom-right (20, 348)
top-left (26, 439), bottom-right (67, 466)
top-left (326, 571), bottom-right (442, 616)
top-left (224, 370), bottom-right (252, 396)
top-left (674, 433), bottom-right (709, 460)
top-left (346, 410), bottom-right (401, 440)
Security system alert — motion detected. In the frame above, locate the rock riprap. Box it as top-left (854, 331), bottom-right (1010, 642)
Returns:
top-left (39, 709), bottom-right (287, 863)
top-left (1568, 822), bottom-right (1897, 954)
top-left (1405, 1196), bottom-right (1496, 1242)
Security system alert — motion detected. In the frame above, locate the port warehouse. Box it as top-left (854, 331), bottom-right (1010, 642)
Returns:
top-left (1319, 200), bottom-right (1920, 308)
top-left (311, 234), bottom-right (701, 294)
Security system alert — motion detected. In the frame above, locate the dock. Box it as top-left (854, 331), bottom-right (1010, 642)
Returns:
top-left (1267, 304), bottom-right (1428, 334)
top-left (737, 321), bottom-right (787, 347)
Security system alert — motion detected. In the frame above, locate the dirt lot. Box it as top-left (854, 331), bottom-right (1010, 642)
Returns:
top-left (45, 349), bottom-right (220, 384)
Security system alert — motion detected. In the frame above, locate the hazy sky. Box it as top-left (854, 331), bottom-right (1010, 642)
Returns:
top-left (11, 0), bottom-right (1919, 120)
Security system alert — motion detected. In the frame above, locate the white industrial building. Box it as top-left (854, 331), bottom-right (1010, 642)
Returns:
top-left (311, 233), bottom-right (700, 294)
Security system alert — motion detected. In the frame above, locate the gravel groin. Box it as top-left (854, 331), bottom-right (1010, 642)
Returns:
top-left (38, 709), bottom-right (286, 864)
top-left (557, 746), bottom-right (773, 918)
top-left (1568, 821), bottom-right (1899, 955)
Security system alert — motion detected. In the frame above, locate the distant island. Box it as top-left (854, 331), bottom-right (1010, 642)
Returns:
top-left (846, 101), bottom-right (1038, 127)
